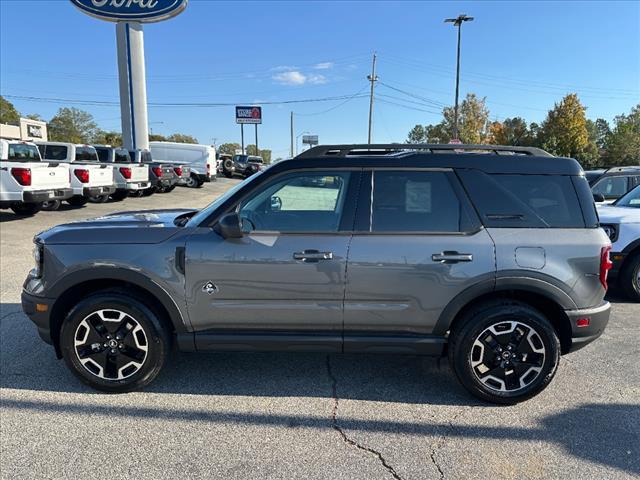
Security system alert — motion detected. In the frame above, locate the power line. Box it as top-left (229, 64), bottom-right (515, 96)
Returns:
top-left (378, 81), bottom-right (447, 108)
top-left (296, 86), bottom-right (369, 116)
top-left (376, 98), bottom-right (443, 115)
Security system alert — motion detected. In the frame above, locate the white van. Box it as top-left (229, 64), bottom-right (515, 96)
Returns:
top-left (149, 141), bottom-right (216, 187)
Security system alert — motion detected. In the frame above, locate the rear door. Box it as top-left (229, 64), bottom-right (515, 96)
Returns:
top-left (344, 169), bottom-right (495, 347)
top-left (185, 169), bottom-right (360, 348)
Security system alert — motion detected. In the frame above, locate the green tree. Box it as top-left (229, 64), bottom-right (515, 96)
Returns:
top-left (406, 125), bottom-right (426, 143)
top-left (246, 144), bottom-right (272, 163)
top-left (93, 130), bottom-right (122, 146)
top-left (425, 123), bottom-right (451, 143)
top-left (601, 104), bottom-right (640, 166)
top-left (443, 93), bottom-right (490, 144)
top-left (48, 107), bottom-right (99, 143)
top-left (218, 143), bottom-right (241, 156)
top-left (25, 113), bottom-right (43, 121)
top-left (586, 118), bottom-right (611, 151)
top-left (0, 96), bottom-right (20, 124)
top-left (149, 133), bottom-right (167, 142)
top-left (538, 94), bottom-right (598, 166)
top-left (166, 133), bottom-right (198, 144)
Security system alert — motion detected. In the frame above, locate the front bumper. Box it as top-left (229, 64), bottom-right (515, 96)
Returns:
top-left (23, 188), bottom-right (73, 203)
top-left (565, 301), bottom-right (610, 352)
top-left (608, 251), bottom-right (626, 278)
top-left (83, 185), bottom-right (116, 197)
top-left (21, 289), bottom-right (54, 345)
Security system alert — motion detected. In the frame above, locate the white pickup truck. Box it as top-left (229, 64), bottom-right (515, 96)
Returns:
top-left (94, 146), bottom-right (150, 201)
top-left (0, 139), bottom-right (72, 216)
top-left (36, 142), bottom-right (116, 208)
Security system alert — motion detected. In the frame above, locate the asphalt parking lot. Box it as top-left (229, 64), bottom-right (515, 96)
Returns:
top-left (1, 179), bottom-right (638, 480)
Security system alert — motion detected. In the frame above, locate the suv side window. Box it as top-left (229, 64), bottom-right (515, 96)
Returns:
top-left (239, 171), bottom-right (351, 233)
top-left (592, 176), bottom-right (629, 199)
top-left (370, 170), bottom-right (475, 232)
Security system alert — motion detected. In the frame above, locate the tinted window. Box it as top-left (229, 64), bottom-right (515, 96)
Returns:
top-left (239, 172), bottom-right (350, 232)
top-left (43, 145), bottom-right (68, 161)
top-left (141, 151), bottom-right (153, 163)
top-left (95, 148), bottom-right (109, 163)
top-left (592, 176), bottom-right (629, 199)
top-left (7, 144), bottom-right (41, 162)
top-left (459, 170), bottom-right (586, 228)
top-left (75, 146), bottom-right (98, 162)
top-left (114, 150), bottom-right (131, 163)
top-left (371, 171), bottom-right (472, 232)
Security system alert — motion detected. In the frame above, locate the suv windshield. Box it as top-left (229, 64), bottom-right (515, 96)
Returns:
top-left (8, 143), bottom-right (41, 162)
top-left (233, 155), bottom-right (249, 164)
top-left (75, 146), bottom-right (98, 162)
top-left (613, 186), bottom-right (640, 207)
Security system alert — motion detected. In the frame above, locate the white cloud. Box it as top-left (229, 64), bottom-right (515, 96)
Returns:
top-left (307, 74), bottom-right (327, 84)
top-left (313, 62), bottom-right (334, 70)
top-left (272, 70), bottom-right (308, 85)
top-left (271, 65), bottom-right (298, 72)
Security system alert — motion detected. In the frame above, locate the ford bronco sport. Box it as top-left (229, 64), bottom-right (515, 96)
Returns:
top-left (21, 144), bottom-right (612, 404)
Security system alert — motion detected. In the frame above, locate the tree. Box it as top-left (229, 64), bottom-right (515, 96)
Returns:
top-left (0, 96), bottom-right (20, 124)
top-left (218, 143), bottom-right (241, 156)
top-left (406, 125), bottom-right (426, 143)
top-left (586, 118), bottom-right (611, 151)
top-left (601, 104), bottom-right (640, 166)
top-left (48, 107), bottom-right (99, 143)
top-left (166, 133), bottom-right (198, 144)
top-left (246, 144), bottom-right (272, 163)
top-left (538, 94), bottom-right (598, 166)
top-left (425, 123), bottom-right (451, 143)
top-left (443, 93), bottom-right (489, 144)
top-left (149, 133), bottom-right (167, 142)
top-left (93, 130), bottom-right (122, 146)
top-left (25, 113), bottom-right (43, 121)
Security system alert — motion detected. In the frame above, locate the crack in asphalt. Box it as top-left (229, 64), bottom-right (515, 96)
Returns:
top-left (325, 355), bottom-right (404, 480)
top-left (428, 406), bottom-right (473, 480)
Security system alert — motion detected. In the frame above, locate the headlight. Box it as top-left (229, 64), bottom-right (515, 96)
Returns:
top-left (600, 224), bottom-right (618, 242)
top-left (32, 243), bottom-right (43, 278)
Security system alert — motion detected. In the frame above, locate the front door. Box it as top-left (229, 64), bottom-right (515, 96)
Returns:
top-left (185, 170), bottom-right (359, 346)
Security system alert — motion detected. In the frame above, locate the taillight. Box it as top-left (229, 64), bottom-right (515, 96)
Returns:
top-left (174, 167), bottom-right (183, 177)
top-left (152, 166), bottom-right (163, 177)
top-left (207, 163), bottom-right (210, 174)
top-left (74, 169), bottom-right (90, 183)
top-left (600, 245), bottom-right (613, 290)
top-left (11, 167), bottom-right (31, 186)
top-left (119, 167), bottom-right (132, 179)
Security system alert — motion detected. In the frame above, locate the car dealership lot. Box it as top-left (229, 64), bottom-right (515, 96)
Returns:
top-left (1, 180), bottom-right (638, 480)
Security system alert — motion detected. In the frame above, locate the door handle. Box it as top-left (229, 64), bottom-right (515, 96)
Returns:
top-left (293, 250), bottom-right (333, 262)
top-left (432, 251), bottom-right (473, 263)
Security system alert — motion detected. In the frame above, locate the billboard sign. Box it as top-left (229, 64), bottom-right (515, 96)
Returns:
top-left (302, 135), bottom-right (319, 146)
top-left (70, 0), bottom-right (188, 23)
top-left (235, 106), bottom-right (262, 124)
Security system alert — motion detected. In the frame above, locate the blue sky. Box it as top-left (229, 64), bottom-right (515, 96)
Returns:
top-left (1, 0), bottom-right (638, 158)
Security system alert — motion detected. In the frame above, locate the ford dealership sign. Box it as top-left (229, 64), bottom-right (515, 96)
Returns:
top-left (70, 0), bottom-right (188, 23)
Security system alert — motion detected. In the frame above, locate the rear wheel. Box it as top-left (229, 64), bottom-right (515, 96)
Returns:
top-left (142, 187), bottom-right (156, 197)
top-left (88, 194), bottom-right (110, 203)
top-left (620, 253), bottom-right (640, 302)
top-left (185, 174), bottom-right (203, 188)
top-left (129, 190), bottom-right (145, 198)
top-left (41, 200), bottom-right (61, 211)
top-left (10, 203), bottom-right (40, 216)
top-left (448, 300), bottom-right (560, 404)
top-left (67, 196), bottom-right (89, 207)
top-left (110, 190), bottom-right (129, 202)
top-left (223, 159), bottom-right (234, 178)
top-left (60, 292), bottom-right (170, 392)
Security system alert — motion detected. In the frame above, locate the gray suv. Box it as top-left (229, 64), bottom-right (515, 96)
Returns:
top-left (21, 144), bottom-right (612, 404)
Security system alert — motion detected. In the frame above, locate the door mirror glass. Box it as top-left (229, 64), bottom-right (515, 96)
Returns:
top-left (270, 195), bottom-right (282, 211)
top-left (593, 193), bottom-right (605, 203)
top-left (214, 213), bottom-right (243, 239)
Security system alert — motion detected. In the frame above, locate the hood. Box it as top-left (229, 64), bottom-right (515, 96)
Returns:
top-left (37, 209), bottom-right (197, 245)
top-left (597, 205), bottom-right (640, 224)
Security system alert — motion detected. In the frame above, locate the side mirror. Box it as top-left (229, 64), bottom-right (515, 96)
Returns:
top-left (593, 193), bottom-right (605, 203)
top-left (214, 213), bottom-right (243, 239)
top-left (270, 195), bottom-right (282, 211)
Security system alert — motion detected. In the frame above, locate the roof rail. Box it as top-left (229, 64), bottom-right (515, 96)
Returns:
top-left (295, 143), bottom-right (553, 159)
top-left (601, 165), bottom-right (640, 174)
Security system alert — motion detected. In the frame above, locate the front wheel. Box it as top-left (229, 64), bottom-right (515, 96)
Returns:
top-left (60, 292), bottom-right (170, 392)
top-left (448, 300), bottom-right (560, 404)
top-left (620, 253), bottom-right (640, 302)
top-left (10, 203), bottom-right (40, 216)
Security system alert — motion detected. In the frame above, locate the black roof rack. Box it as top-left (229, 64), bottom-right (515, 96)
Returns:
top-left (296, 143), bottom-right (553, 159)
top-left (602, 166), bottom-right (640, 174)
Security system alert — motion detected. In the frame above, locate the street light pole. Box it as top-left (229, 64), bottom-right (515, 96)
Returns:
top-left (445, 14), bottom-right (474, 140)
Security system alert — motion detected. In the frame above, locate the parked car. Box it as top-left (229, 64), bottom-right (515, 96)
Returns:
top-left (93, 146), bottom-right (150, 201)
top-left (36, 142), bottom-right (115, 209)
top-left (223, 154), bottom-right (266, 178)
top-left (128, 149), bottom-right (177, 196)
top-left (217, 154), bottom-right (232, 176)
top-left (0, 139), bottom-right (72, 215)
top-left (149, 141), bottom-right (216, 188)
top-left (21, 144), bottom-right (611, 404)
top-left (587, 166), bottom-right (640, 204)
top-left (597, 185), bottom-right (640, 301)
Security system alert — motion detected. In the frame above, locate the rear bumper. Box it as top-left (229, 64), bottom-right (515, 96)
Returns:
top-left (23, 188), bottom-right (73, 203)
top-left (196, 173), bottom-right (216, 183)
top-left (123, 182), bottom-right (151, 191)
top-left (565, 301), bottom-right (610, 353)
top-left (83, 185), bottom-right (116, 197)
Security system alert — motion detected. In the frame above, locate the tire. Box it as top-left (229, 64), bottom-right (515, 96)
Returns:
top-left (67, 196), bottom-right (89, 207)
top-left (620, 252), bottom-right (640, 302)
top-left (184, 174), bottom-right (202, 188)
top-left (41, 200), bottom-right (61, 211)
top-left (223, 159), bottom-right (234, 178)
top-left (60, 291), bottom-right (170, 393)
top-left (10, 203), bottom-right (40, 216)
top-left (448, 300), bottom-right (560, 404)
top-left (88, 194), bottom-right (110, 203)
top-left (110, 190), bottom-right (129, 202)
top-left (164, 185), bottom-right (176, 193)
top-left (129, 190), bottom-right (145, 198)
top-left (142, 187), bottom-right (156, 197)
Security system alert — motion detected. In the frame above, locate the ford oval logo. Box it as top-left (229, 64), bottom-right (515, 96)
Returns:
top-left (70, 0), bottom-right (188, 23)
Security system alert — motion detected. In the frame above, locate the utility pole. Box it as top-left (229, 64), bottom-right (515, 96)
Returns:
top-left (367, 52), bottom-right (378, 144)
top-left (240, 124), bottom-right (245, 155)
top-left (255, 124), bottom-right (259, 154)
top-left (290, 111), bottom-right (294, 158)
top-left (445, 14), bottom-right (474, 141)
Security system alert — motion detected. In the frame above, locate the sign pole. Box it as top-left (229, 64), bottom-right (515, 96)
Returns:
top-left (255, 124), bottom-right (258, 153)
top-left (240, 124), bottom-right (245, 155)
